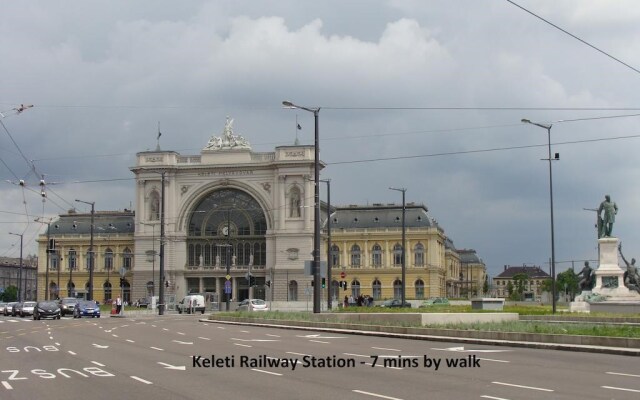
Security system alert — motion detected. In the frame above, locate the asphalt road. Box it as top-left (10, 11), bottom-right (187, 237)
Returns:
top-left (1, 313), bottom-right (639, 400)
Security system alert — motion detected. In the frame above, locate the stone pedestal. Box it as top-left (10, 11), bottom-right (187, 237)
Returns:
top-left (592, 237), bottom-right (640, 301)
top-left (569, 291), bottom-right (591, 312)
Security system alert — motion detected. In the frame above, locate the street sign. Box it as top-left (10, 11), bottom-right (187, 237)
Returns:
top-left (225, 274), bottom-right (231, 280)
top-left (340, 271), bottom-right (346, 279)
top-left (224, 286), bottom-right (232, 294)
top-left (224, 280), bottom-right (231, 288)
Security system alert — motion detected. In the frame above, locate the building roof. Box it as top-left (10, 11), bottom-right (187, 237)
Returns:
top-left (47, 210), bottom-right (135, 235)
top-left (330, 203), bottom-right (438, 230)
top-left (0, 256), bottom-right (37, 268)
top-left (458, 249), bottom-right (482, 264)
top-left (495, 265), bottom-right (550, 279)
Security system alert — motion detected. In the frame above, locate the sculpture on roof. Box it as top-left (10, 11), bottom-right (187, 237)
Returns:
top-left (203, 116), bottom-right (251, 151)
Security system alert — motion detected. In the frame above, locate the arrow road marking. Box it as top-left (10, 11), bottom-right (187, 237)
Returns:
top-left (158, 362), bottom-right (186, 371)
top-left (92, 344), bottom-right (109, 349)
top-left (432, 346), bottom-right (511, 353)
top-left (297, 334), bottom-right (346, 339)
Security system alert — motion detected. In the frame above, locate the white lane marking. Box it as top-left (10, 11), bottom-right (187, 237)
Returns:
top-left (197, 337), bottom-right (210, 341)
top-left (606, 371), bottom-right (640, 378)
top-left (240, 330), bottom-right (250, 333)
top-left (126, 339), bottom-right (135, 343)
top-left (217, 326), bottom-right (225, 329)
top-left (150, 347), bottom-right (164, 351)
top-left (120, 325), bottom-right (129, 328)
top-left (131, 376), bottom-right (153, 385)
top-left (231, 338), bottom-right (279, 342)
top-left (372, 347), bottom-right (401, 352)
top-left (309, 340), bottom-right (330, 344)
top-left (432, 347), bottom-right (511, 353)
top-left (481, 396), bottom-right (511, 400)
top-left (602, 386), bottom-right (640, 393)
top-left (158, 362), bottom-right (186, 371)
top-left (151, 325), bottom-right (157, 328)
top-left (286, 352), bottom-right (311, 357)
top-left (492, 382), bottom-right (553, 392)
top-left (91, 361), bottom-right (105, 367)
top-left (2, 381), bottom-right (13, 390)
top-left (265, 334), bottom-right (280, 337)
top-left (251, 369), bottom-right (282, 376)
top-left (344, 353), bottom-right (370, 358)
top-left (478, 357), bottom-right (510, 363)
top-left (162, 328), bottom-right (169, 331)
top-left (353, 389), bottom-right (404, 400)
top-left (49, 336), bottom-right (53, 340)
top-left (172, 340), bottom-right (193, 345)
top-left (92, 344), bottom-right (109, 349)
top-left (68, 351), bottom-right (76, 355)
top-left (234, 343), bottom-right (252, 348)
top-left (177, 332), bottom-right (185, 335)
top-left (297, 334), bottom-right (345, 339)
top-left (55, 343), bottom-right (60, 346)
top-left (112, 334), bottom-right (119, 338)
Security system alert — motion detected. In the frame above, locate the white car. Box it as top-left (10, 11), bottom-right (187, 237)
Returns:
top-left (20, 301), bottom-right (37, 317)
top-left (236, 299), bottom-right (269, 312)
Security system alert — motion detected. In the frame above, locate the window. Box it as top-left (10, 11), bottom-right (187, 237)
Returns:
top-left (122, 248), bottom-right (133, 270)
top-left (372, 279), bottom-right (382, 300)
top-left (393, 279), bottom-right (402, 299)
top-left (393, 244), bottom-right (403, 266)
top-left (68, 249), bottom-right (77, 271)
top-left (351, 280), bottom-right (360, 298)
top-left (371, 244), bottom-right (382, 267)
top-left (414, 243), bottom-right (425, 266)
top-left (104, 248), bottom-right (113, 271)
top-left (288, 280), bottom-right (298, 301)
top-left (330, 245), bottom-right (340, 267)
top-left (51, 253), bottom-right (59, 271)
top-left (104, 281), bottom-right (112, 302)
top-left (415, 279), bottom-right (425, 299)
top-left (350, 245), bottom-right (361, 267)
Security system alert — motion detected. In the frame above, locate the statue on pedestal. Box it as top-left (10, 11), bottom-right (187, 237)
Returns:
top-left (576, 261), bottom-right (594, 291)
top-left (619, 243), bottom-right (640, 294)
top-left (598, 195), bottom-right (618, 238)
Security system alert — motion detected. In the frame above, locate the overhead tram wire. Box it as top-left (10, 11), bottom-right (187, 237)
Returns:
top-left (506, 0), bottom-right (640, 76)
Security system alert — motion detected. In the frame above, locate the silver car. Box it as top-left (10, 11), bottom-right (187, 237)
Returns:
top-left (236, 299), bottom-right (269, 312)
top-left (2, 302), bottom-right (17, 316)
top-left (20, 301), bottom-right (37, 317)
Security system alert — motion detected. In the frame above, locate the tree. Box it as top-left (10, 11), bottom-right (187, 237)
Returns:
top-left (512, 273), bottom-right (529, 301)
top-left (1, 285), bottom-right (18, 302)
top-left (556, 269), bottom-right (579, 300)
top-left (506, 281), bottom-right (514, 299)
top-left (483, 275), bottom-right (489, 295)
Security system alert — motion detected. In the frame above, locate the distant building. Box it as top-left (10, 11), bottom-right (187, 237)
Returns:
top-left (0, 256), bottom-right (38, 301)
top-left (458, 249), bottom-right (487, 298)
top-left (493, 265), bottom-right (550, 301)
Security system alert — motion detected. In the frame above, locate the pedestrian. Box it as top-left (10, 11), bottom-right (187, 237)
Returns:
top-left (343, 295), bottom-right (348, 308)
top-left (116, 296), bottom-right (122, 314)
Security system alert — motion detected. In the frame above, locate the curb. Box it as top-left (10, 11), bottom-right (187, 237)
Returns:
top-left (203, 317), bottom-right (640, 357)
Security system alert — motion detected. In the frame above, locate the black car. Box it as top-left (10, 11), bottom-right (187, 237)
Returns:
top-left (33, 301), bottom-right (61, 320)
top-left (11, 302), bottom-right (23, 317)
top-left (73, 300), bottom-right (101, 318)
top-left (59, 297), bottom-right (79, 316)
top-left (379, 299), bottom-right (412, 308)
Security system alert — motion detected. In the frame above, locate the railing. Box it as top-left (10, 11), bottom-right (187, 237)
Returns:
top-left (177, 156), bottom-right (202, 164)
top-left (251, 152), bottom-right (275, 162)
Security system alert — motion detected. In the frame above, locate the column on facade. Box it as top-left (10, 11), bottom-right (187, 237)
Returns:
top-left (278, 176), bottom-right (285, 229)
top-left (341, 241), bottom-right (348, 269)
top-left (363, 240), bottom-right (369, 269)
top-left (304, 176), bottom-right (311, 231)
top-left (384, 240), bottom-right (390, 267)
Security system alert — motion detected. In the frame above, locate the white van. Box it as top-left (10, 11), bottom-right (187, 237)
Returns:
top-left (177, 294), bottom-right (206, 314)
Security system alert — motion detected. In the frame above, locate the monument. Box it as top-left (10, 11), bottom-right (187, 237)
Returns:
top-left (571, 196), bottom-right (640, 313)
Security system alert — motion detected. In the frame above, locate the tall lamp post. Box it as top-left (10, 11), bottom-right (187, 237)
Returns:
top-left (389, 187), bottom-right (407, 305)
top-left (319, 179), bottom-right (331, 309)
top-left (283, 100), bottom-right (322, 313)
top-left (9, 232), bottom-right (24, 301)
top-left (76, 199), bottom-right (95, 300)
top-left (521, 118), bottom-right (558, 314)
top-left (158, 171), bottom-right (166, 315)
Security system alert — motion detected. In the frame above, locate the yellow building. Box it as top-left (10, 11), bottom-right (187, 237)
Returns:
top-left (458, 249), bottom-right (487, 298)
top-left (326, 203), bottom-right (449, 301)
top-left (35, 210), bottom-right (135, 303)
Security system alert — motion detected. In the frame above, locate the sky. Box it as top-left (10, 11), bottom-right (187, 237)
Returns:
top-left (1, 0), bottom-right (640, 279)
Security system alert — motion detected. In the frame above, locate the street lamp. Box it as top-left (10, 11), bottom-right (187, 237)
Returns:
top-left (8, 232), bottom-right (23, 301)
top-left (283, 100), bottom-right (322, 313)
top-left (389, 187), bottom-right (407, 305)
top-left (521, 118), bottom-right (558, 314)
top-left (76, 199), bottom-right (95, 300)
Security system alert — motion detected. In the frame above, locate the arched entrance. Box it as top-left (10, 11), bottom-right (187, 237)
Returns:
top-left (186, 188), bottom-right (268, 302)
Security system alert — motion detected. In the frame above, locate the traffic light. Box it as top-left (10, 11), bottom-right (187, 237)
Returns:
top-left (119, 277), bottom-right (125, 287)
top-left (340, 281), bottom-right (348, 291)
top-left (165, 280), bottom-right (169, 288)
top-left (321, 278), bottom-right (326, 288)
top-left (311, 279), bottom-right (315, 287)
top-left (266, 280), bottom-right (271, 288)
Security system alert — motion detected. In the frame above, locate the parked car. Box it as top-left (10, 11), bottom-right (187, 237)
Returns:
top-left (2, 302), bottom-right (17, 316)
top-left (20, 301), bottom-right (37, 317)
top-left (73, 300), bottom-right (101, 318)
top-left (177, 294), bottom-right (205, 314)
top-left (378, 299), bottom-right (412, 308)
top-left (236, 299), bottom-right (269, 312)
top-left (33, 301), bottom-right (61, 320)
top-left (11, 302), bottom-right (23, 316)
top-left (419, 297), bottom-right (450, 307)
top-left (59, 297), bottom-right (79, 316)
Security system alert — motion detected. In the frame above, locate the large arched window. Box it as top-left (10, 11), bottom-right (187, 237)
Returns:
top-left (104, 248), bottom-right (113, 271)
top-left (330, 245), bottom-right (340, 268)
top-left (68, 249), bottom-right (77, 271)
top-left (372, 279), bottom-right (382, 300)
top-left (288, 280), bottom-right (298, 301)
top-left (393, 279), bottom-right (402, 299)
top-left (414, 243), bottom-right (425, 267)
top-left (415, 279), bottom-right (425, 299)
top-left (103, 281), bottom-right (112, 303)
top-left (187, 189), bottom-right (267, 267)
top-left (122, 248), bottom-right (133, 270)
top-left (393, 244), bottom-right (403, 266)
top-left (350, 245), bottom-right (361, 267)
top-left (371, 244), bottom-right (382, 267)
top-left (351, 279), bottom-right (361, 298)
